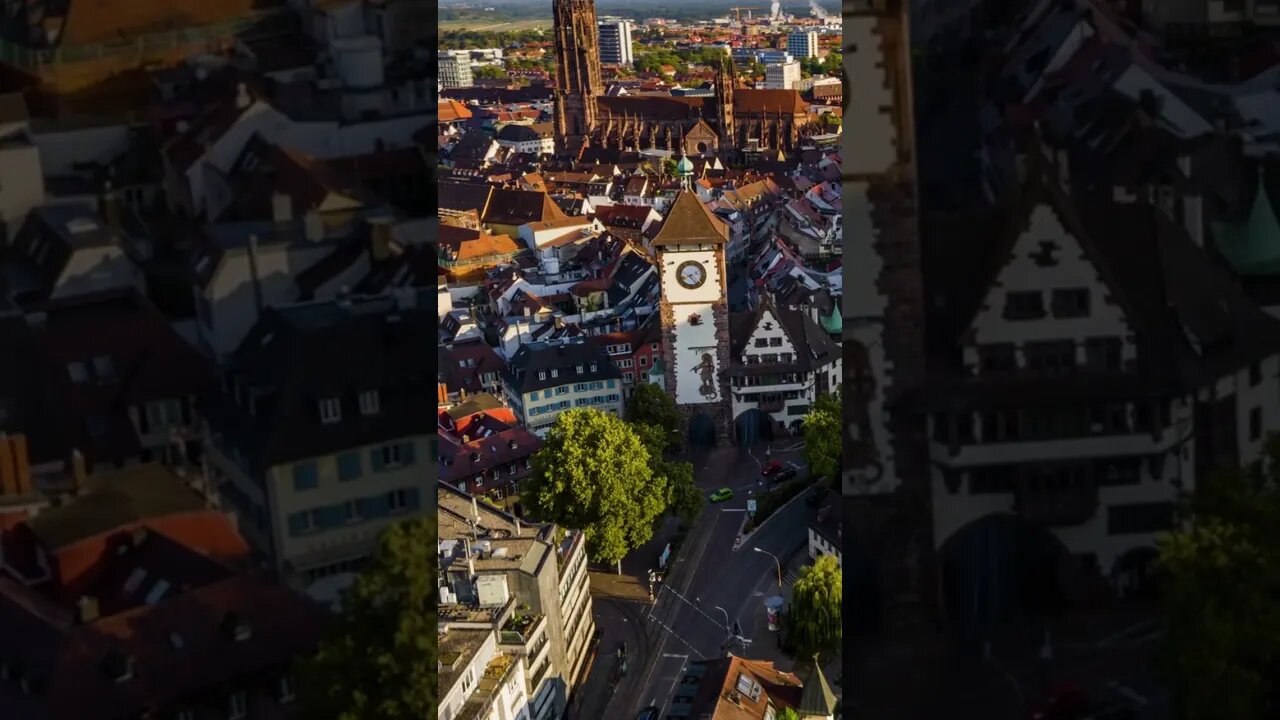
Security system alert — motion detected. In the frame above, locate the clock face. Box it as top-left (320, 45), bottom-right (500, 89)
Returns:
top-left (676, 260), bottom-right (707, 289)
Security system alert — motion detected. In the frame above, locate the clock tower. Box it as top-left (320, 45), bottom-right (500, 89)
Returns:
top-left (653, 158), bottom-right (733, 443)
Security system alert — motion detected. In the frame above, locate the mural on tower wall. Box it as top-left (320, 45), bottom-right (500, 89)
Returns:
top-left (672, 301), bottom-right (719, 404)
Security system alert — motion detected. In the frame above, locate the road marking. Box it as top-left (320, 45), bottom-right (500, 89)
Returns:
top-left (1096, 620), bottom-right (1161, 648)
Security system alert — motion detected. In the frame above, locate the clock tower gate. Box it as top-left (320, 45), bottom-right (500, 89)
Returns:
top-left (651, 160), bottom-right (734, 445)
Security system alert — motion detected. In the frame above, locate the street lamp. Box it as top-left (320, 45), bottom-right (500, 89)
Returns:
top-left (713, 605), bottom-right (731, 639)
top-left (753, 547), bottom-right (782, 589)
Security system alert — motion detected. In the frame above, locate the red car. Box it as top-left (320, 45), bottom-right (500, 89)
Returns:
top-left (762, 460), bottom-right (784, 477)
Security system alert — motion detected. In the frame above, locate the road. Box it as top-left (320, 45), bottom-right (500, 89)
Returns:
top-left (619, 442), bottom-right (815, 717)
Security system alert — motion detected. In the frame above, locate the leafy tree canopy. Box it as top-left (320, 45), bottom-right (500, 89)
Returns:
top-left (632, 421), bottom-right (702, 527)
top-left (789, 554), bottom-right (843, 661)
top-left (802, 389), bottom-right (841, 485)
top-left (527, 408), bottom-right (668, 565)
top-left (298, 517), bottom-right (438, 720)
top-left (1157, 437), bottom-right (1280, 720)
top-left (626, 383), bottom-right (682, 449)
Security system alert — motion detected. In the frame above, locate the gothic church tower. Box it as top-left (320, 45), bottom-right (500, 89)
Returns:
top-left (714, 54), bottom-right (736, 148)
top-left (552, 0), bottom-right (604, 155)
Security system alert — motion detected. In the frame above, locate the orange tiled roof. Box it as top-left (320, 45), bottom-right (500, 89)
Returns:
top-left (439, 98), bottom-right (474, 123)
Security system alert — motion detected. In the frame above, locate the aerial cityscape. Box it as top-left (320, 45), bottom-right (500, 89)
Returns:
top-left (439, 1), bottom-right (843, 718)
top-left (0, 0), bottom-right (1277, 718)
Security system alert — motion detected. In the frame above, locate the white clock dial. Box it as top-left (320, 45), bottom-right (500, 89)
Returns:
top-left (676, 260), bottom-right (707, 289)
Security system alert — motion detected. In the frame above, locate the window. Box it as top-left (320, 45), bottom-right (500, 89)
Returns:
top-left (338, 452), bottom-right (362, 481)
top-left (1084, 338), bottom-right (1123, 370)
top-left (288, 512), bottom-right (314, 537)
top-left (387, 488), bottom-right (420, 513)
top-left (607, 379), bottom-right (616, 388)
top-left (770, 337), bottom-right (783, 347)
top-left (292, 462), bottom-right (318, 491)
top-left (590, 362), bottom-right (598, 372)
top-left (619, 359), bottom-right (634, 368)
top-left (1051, 288), bottom-right (1091, 318)
top-left (624, 372), bottom-right (634, 382)
top-left (228, 690), bottom-right (247, 719)
top-left (1003, 291), bottom-right (1045, 320)
top-left (555, 385), bottom-right (570, 395)
top-left (976, 344), bottom-right (1016, 374)
top-left (67, 362), bottom-right (88, 383)
top-left (359, 390), bottom-right (380, 416)
top-left (538, 371), bottom-right (547, 381)
top-left (754, 338), bottom-right (768, 347)
top-left (1024, 341), bottom-right (1076, 372)
top-left (319, 398), bottom-right (342, 424)
top-left (93, 355), bottom-right (116, 380)
top-left (373, 442), bottom-right (416, 470)
top-left (551, 369), bottom-right (559, 378)
top-left (342, 499), bottom-right (360, 523)
top-left (530, 391), bottom-right (539, 400)
top-left (576, 364), bottom-right (585, 373)
top-left (1251, 407), bottom-right (1262, 441)
top-left (639, 356), bottom-right (647, 366)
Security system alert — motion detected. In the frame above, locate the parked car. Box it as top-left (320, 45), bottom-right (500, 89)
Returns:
top-left (710, 487), bottom-right (734, 502)
top-left (773, 467), bottom-right (798, 483)
top-left (761, 460), bottom-right (784, 477)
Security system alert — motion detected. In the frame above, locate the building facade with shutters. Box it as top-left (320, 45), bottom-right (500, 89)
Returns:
top-left (201, 293), bottom-right (435, 594)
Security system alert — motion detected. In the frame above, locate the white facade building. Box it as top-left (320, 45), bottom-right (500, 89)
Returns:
top-left (765, 60), bottom-right (802, 90)
top-left (437, 627), bottom-right (532, 720)
top-left (597, 18), bottom-right (634, 66)
top-left (438, 52), bottom-right (474, 89)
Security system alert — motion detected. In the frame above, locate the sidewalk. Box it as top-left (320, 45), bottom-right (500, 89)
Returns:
top-left (736, 543), bottom-right (843, 700)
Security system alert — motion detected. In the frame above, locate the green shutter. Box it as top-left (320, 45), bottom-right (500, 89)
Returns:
top-left (401, 442), bottom-right (416, 466)
top-left (370, 448), bottom-right (385, 472)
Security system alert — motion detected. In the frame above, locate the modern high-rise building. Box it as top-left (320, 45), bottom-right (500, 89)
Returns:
top-left (787, 30), bottom-right (819, 59)
top-left (438, 51), bottom-right (473, 88)
top-left (596, 17), bottom-right (634, 66)
top-left (765, 60), bottom-right (802, 90)
top-left (438, 482), bottom-right (595, 720)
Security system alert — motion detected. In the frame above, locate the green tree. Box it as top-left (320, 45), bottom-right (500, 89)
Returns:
top-left (777, 708), bottom-right (802, 720)
top-left (632, 422), bottom-right (702, 527)
top-left (662, 157), bottom-right (679, 180)
top-left (473, 65), bottom-right (507, 80)
top-left (625, 383), bottom-right (681, 448)
top-left (1157, 439), bottom-right (1280, 720)
top-left (298, 517), bottom-right (438, 720)
top-left (802, 390), bottom-right (841, 486)
top-left (789, 554), bottom-right (843, 660)
top-left (527, 409), bottom-right (668, 568)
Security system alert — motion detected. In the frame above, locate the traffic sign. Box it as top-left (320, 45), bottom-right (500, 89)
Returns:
top-left (746, 499), bottom-right (757, 516)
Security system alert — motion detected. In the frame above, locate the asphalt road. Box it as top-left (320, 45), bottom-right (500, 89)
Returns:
top-left (620, 443), bottom-right (815, 717)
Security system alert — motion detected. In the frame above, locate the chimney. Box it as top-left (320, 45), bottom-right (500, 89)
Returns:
top-left (514, 516), bottom-right (521, 535)
top-left (0, 434), bottom-right (15, 497)
top-left (303, 210), bottom-right (324, 242)
top-left (370, 219), bottom-right (394, 261)
top-left (102, 181), bottom-right (121, 232)
top-left (472, 496), bottom-right (480, 522)
top-left (271, 192), bottom-right (293, 223)
top-left (76, 595), bottom-right (100, 624)
top-left (70, 449), bottom-right (88, 494)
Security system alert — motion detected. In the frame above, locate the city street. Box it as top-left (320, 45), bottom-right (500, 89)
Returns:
top-left (618, 440), bottom-right (818, 718)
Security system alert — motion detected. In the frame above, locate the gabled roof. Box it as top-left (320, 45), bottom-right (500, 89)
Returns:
top-left (651, 191), bottom-right (729, 246)
top-left (202, 294), bottom-right (436, 467)
top-left (735, 88), bottom-right (808, 114)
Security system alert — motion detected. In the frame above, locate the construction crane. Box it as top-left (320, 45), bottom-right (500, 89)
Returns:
top-left (728, 6), bottom-right (763, 22)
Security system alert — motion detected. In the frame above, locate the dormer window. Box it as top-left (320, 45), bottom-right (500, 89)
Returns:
top-left (93, 355), bottom-right (115, 381)
top-left (577, 364), bottom-right (585, 374)
top-left (538, 371), bottom-right (547, 380)
top-left (359, 390), bottom-right (381, 416)
top-left (319, 398), bottom-right (342, 424)
top-left (67, 362), bottom-right (88, 383)
top-left (551, 369), bottom-right (559, 378)
top-left (590, 362), bottom-right (598, 372)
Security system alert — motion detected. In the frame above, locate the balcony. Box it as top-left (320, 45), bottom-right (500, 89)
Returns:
top-left (458, 653), bottom-right (522, 720)
top-left (499, 611), bottom-right (547, 652)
